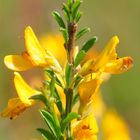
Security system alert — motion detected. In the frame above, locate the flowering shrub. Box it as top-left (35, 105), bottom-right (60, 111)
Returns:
top-left (1, 0), bottom-right (133, 140)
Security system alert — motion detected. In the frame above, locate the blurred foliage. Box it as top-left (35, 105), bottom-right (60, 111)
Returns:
top-left (0, 0), bottom-right (140, 139)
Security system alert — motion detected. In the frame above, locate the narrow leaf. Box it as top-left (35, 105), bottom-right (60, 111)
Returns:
top-left (60, 28), bottom-right (69, 44)
top-left (74, 75), bottom-right (82, 88)
top-left (61, 112), bottom-right (80, 133)
top-left (72, 93), bottom-right (79, 107)
top-left (45, 69), bottom-right (63, 87)
top-left (29, 94), bottom-right (49, 107)
top-left (50, 74), bottom-right (55, 97)
top-left (68, 0), bottom-right (73, 7)
top-left (52, 11), bottom-right (66, 28)
top-left (40, 110), bottom-right (58, 138)
top-left (76, 27), bottom-right (90, 40)
top-left (74, 50), bottom-right (86, 67)
top-left (81, 36), bottom-right (97, 52)
top-left (54, 89), bottom-right (64, 115)
top-left (63, 3), bottom-right (70, 23)
top-left (75, 11), bottom-right (82, 23)
top-left (37, 128), bottom-right (55, 140)
top-left (72, 0), bottom-right (81, 19)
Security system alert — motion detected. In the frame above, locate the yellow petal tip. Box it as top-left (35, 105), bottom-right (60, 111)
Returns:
top-left (112, 36), bottom-right (119, 44)
top-left (14, 71), bottom-right (19, 76)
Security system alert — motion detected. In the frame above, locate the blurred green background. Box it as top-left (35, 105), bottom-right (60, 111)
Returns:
top-left (0, 0), bottom-right (139, 139)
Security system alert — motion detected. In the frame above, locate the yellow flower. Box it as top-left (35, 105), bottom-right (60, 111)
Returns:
top-left (102, 110), bottom-right (131, 140)
top-left (78, 78), bottom-right (102, 112)
top-left (40, 34), bottom-right (67, 68)
top-left (1, 72), bottom-right (40, 119)
top-left (104, 56), bottom-right (133, 74)
top-left (91, 92), bottom-right (106, 119)
top-left (4, 26), bottom-right (62, 72)
top-left (72, 114), bottom-right (98, 140)
top-left (80, 36), bottom-right (133, 76)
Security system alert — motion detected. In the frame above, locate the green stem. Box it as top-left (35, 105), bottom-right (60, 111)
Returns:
top-left (65, 88), bottom-right (73, 140)
top-left (65, 1), bottom-right (77, 139)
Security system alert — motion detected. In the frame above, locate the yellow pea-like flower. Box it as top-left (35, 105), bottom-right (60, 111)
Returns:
top-left (91, 36), bottom-right (119, 72)
top-left (78, 78), bottom-right (102, 106)
top-left (80, 36), bottom-right (133, 76)
top-left (104, 56), bottom-right (133, 74)
top-left (40, 34), bottom-right (67, 68)
top-left (1, 98), bottom-right (27, 120)
top-left (72, 114), bottom-right (98, 140)
top-left (4, 26), bottom-right (62, 72)
top-left (14, 72), bottom-right (39, 106)
top-left (78, 78), bottom-right (102, 114)
top-left (1, 72), bottom-right (41, 119)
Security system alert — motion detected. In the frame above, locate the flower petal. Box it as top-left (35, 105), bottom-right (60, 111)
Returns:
top-left (73, 114), bottom-right (98, 140)
top-left (1, 98), bottom-right (27, 119)
top-left (25, 26), bottom-right (47, 66)
top-left (89, 36), bottom-right (119, 73)
top-left (40, 34), bottom-right (67, 68)
top-left (78, 79), bottom-right (102, 106)
top-left (104, 56), bottom-right (133, 74)
top-left (4, 54), bottom-right (34, 71)
top-left (14, 72), bottom-right (39, 105)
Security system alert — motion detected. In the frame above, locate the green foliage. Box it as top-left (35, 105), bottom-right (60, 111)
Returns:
top-left (52, 11), bottom-right (66, 28)
top-left (75, 11), bottom-right (82, 23)
top-left (74, 37), bottom-right (97, 67)
top-left (76, 27), bottom-right (90, 40)
top-left (50, 74), bottom-right (56, 97)
top-left (45, 69), bottom-right (63, 87)
top-left (37, 128), bottom-right (55, 140)
top-left (29, 94), bottom-right (49, 107)
top-left (61, 112), bottom-right (80, 133)
top-left (71, 0), bottom-right (82, 20)
top-left (63, 3), bottom-right (70, 23)
top-left (53, 88), bottom-right (64, 116)
top-left (40, 110), bottom-right (61, 138)
top-left (60, 27), bottom-right (69, 44)
top-left (72, 93), bottom-right (79, 107)
top-left (81, 36), bottom-right (97, 52)
top-left (74, 50), bottom-right (86, 67)
top-left (68, 0), bottom-right (73, 7)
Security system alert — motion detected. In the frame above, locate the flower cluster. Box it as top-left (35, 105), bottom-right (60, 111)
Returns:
top-left (1, 0), bottom-right (133, 140)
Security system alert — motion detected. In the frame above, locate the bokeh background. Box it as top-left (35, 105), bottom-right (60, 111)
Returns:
top-left (0, 0), bottom-right (139, 139)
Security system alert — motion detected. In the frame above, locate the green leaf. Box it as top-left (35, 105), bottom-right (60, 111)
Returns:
top-left (37, 128), bottom-right (55, 140)
top-left (63, 3), bottom-right (70, 23)
top-left (45, 69), bottom-right (63, 87)
top-left (54, 89), bottom-right (64, 115)
top-left (61, 112), bottom-right (80, 133)
top-left (60, 28), bottom-right (69, 44)
top-left (74, 75), bottom-right (82, 88)
top-left (74, 50), bottom-right (86, 67)
top-left (50, 74), bottom-right (55, 97)
top-left (81, 36), bottom-right (97, 52)
top-left (76, 27), bottom-right (90, 40)
top-left (68, 0), bottom-right (73, 7)
top-left (52, 11), bottom-right (66, 28)
top-left (29, 94), bottom-right (49, 107)
top-left (65, 63), bottom-right (73, 86)
top-left (40, 110), bottom-right (59, 138)
top-left (72, 0), bottom-right (81, 19)
top-left (75, 11), bottom-right (82, 23)
top-left (72, 93), bottom-right (79, 107)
